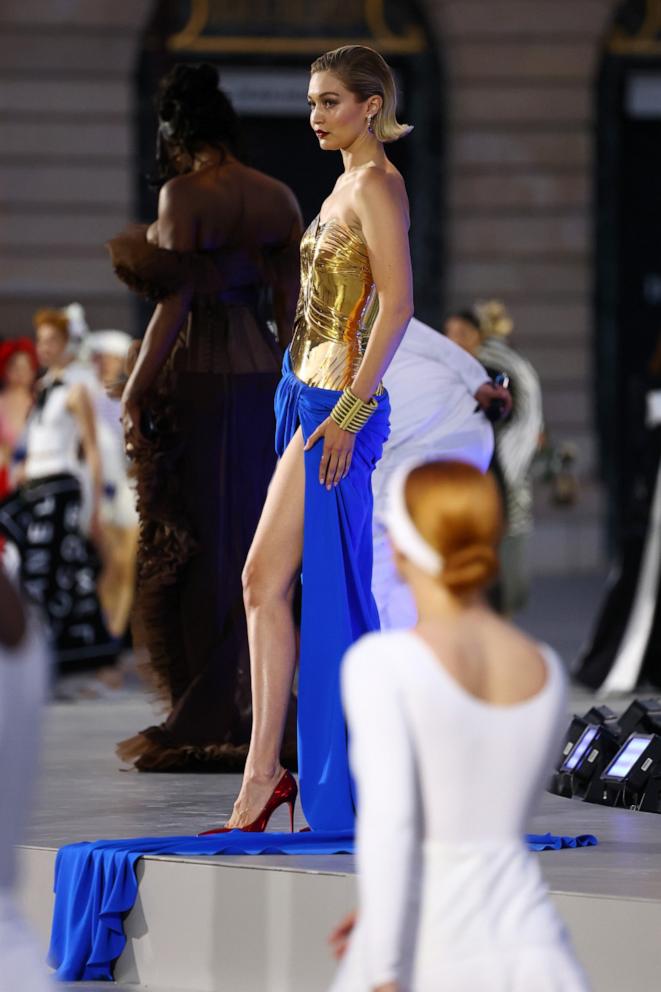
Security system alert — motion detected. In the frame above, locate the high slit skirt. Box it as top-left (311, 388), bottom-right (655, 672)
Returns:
top-left (275, 350), bottom-right (391, 831)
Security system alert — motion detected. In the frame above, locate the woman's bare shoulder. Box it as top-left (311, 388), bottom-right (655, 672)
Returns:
top-left (162, 163), bottom-right (297, 213)
top-left (352, 164), bottom-right (408, 224)
top-left (468, 610), bottom-right (545, 661)
top-left (159, 172), bottom-right (192, 199)
top-left (469, 612), bottom-right (552, 697)
top-left (159, 168), bottom-right (230, 209)
top-left (418, 609), bottom-right (550, 702)
top-left (355, 163), bottom-right (405, 197)
top-left (156, 173), bottom-right (200, 221)
top-left (237, 164), bottom-right (301, 212)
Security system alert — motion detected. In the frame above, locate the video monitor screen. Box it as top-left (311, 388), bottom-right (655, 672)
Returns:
top-left (603, 735), bottom-right (652, 781)
top-left (560, 724), bottom-right (599, 772)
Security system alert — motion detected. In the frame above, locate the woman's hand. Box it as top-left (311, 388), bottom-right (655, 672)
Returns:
top-left (304, 417), bottom-right (356, 489)
top-left (329, 910), bottom-right (357, 960)
top-left (121, 390), bottom-right (142, 455)
top-left (474, 381), bottom-right (512, 419)
top-left (329, 913), bottom-right (399, 990)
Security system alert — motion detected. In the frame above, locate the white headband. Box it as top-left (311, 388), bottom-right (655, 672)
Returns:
top-left (87, 330), bottom-right (132, 358)
top-left (383, 461), bottom-right (444, 577)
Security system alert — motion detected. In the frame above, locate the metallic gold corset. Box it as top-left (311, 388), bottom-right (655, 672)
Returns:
top-left (289, 215), bottom-right (379, 390)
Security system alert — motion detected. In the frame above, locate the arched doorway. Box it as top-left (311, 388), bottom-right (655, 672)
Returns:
top-left (596, 0), bottom-right (661, 544)
top-left (136, 0), bottom-right (444, 325)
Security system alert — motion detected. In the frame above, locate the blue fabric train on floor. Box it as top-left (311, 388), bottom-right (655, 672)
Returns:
top-left (48, 830), bottom-right (598, 981)
top-left (274, 349), bottom-right (390, 831)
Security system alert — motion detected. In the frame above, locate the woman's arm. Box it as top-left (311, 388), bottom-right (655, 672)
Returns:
top-left (121, 180), bottom-right (195, 438)
top-left (271, 248), bottom-right (302, 350)
top-left (122, 295), bottom-right (192, 400)
top-left (350, 171), bottom-right (414, 402)
top-left (340, 638), bottom-right (421, 990)
top-left (269, 197), bottom-right (304, 350)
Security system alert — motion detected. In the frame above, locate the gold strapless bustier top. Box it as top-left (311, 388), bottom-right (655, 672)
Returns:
top-left (289, 215), bottom-right (379, 390)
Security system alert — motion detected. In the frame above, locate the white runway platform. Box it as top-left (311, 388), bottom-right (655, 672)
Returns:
top-left (13, 691), bottom-right (661, 992)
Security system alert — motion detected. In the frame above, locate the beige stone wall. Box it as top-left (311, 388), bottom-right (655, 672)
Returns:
top-left (428, 0), bottom-right (616, 570)
top-left (430, 1), bottom-right (613, 466)
top-left (0, 0), bottom-right (618, 570)
top-left (0, 0), bottom-right (154, 337)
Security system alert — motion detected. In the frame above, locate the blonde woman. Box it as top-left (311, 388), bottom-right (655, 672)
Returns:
top-left (205, 46), bottom-right (414, 834)
top-left (331, 461), bottom-right (589, 992)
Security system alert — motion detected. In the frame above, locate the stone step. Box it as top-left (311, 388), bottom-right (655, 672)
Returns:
top-left (19, 847), bottom-right (352, 992)
top-left (17, 794), bottom-right (661, 992)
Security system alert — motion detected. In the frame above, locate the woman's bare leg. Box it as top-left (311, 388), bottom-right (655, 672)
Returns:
top-left (98, 523), bottom-right (138, 638)
top-left (226, 427), bottom-right (304, 827)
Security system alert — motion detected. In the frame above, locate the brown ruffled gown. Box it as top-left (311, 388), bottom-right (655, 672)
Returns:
top-left (107, 225), bottom-right (292, 770)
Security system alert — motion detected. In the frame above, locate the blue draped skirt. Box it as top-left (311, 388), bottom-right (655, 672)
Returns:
top-left (274, 349), bottom-right (391, 830)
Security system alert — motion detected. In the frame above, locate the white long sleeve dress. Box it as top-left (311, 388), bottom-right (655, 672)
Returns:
top-left (0, 620), bottom-right (53, 991)
top-left (372, 318), bottom-right (494, 629)
top-left (330, 631), bottom-right (590, 992)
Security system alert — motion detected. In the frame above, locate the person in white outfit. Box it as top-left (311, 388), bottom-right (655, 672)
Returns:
top-left (52, 304), bottom-right (103, 538)
top-left (87, 331), bottom-right (139, 638)
top-left (0, 568), bottom-right (52, 992)
top-left (330, 460), bottom-right (589, 992)
top-left (445, 301), bottom-right (544, 614)
top-left (0, 309), bottom-right (116, 673)
top-left (372, 316), bottom-right (502, 628)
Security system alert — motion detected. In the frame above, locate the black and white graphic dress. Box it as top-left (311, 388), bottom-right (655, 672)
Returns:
top-left (0, 378), bottom-right (116, 670)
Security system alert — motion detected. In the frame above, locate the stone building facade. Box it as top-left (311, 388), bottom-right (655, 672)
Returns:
top-left (0, 0), bottom-right (620, 571)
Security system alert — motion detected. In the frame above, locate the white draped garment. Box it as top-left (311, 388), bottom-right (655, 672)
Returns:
top-left (372, 317), bottom-right (495, 628)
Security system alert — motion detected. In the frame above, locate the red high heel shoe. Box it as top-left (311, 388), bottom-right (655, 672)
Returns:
top-left (198, 770), bottom-right (298, 835)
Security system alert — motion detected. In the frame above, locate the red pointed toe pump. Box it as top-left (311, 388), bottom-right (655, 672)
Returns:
top-left (199, 770), bottom-right (298, 836)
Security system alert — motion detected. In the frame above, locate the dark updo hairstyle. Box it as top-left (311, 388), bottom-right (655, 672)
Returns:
top-left (154, 62), bottom-right (242, 181)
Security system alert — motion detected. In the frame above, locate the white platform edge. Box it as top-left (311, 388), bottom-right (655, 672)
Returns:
top-left (16, 846), bottom-right (661, 992)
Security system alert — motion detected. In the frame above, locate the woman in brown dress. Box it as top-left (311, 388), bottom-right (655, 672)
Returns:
top-left (108, 63), bottom-right (302, 771)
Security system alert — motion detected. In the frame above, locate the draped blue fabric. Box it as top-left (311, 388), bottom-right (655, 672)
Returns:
top-left (48, 830), bottom-right (598, 981)
top-left (274, 350), bottom-right (391, 830)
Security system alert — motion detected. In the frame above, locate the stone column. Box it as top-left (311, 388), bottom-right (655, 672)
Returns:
top-left (426, 0), bottom-right (615, 570)
top-left (0, 0), bottom-right (153, 336)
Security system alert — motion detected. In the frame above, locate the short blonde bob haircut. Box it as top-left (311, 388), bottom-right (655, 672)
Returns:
top-left (310, 45), bottom-right (412, 143)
